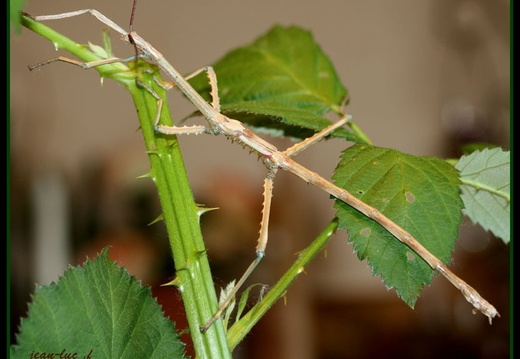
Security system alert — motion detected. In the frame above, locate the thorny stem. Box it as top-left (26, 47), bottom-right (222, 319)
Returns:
top-left (21, 14), bottom-right (232, 359)
top-left (132, 71), bottom-right (231, 358)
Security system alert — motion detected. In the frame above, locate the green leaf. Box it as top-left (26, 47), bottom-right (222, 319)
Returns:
top-left (11, 248), bottom-right (187, 359)
top-left (455, 148), bottom-right (510, 244)
top-left (332, 145), bottom-right (463, 307)
top-left (190, 25), bottom-right (360, 142)
top-left (235, 283), bottom-right (264, 324)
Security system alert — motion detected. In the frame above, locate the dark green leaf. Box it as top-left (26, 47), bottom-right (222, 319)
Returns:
top-left (189, 25), bottom-right (360, 142)
top-left (11, 248), bottom-right (187, 359)
top-left (333, 145), bottom-right (463, 307)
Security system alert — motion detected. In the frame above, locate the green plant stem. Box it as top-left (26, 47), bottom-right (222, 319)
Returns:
top-left (132, 74), bottom-right (231, 359)
top-left (21, 14), bottom-right (231, 359)
top-left (348, 120), bottom-right (372, 145)
top-left (227, 219), bottom-right (339, 350)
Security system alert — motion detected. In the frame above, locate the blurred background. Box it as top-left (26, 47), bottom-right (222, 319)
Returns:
top-left (10, 0), bottom-right (510, 358)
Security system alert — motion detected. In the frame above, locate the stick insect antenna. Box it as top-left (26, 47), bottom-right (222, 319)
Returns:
top-left (127, 0), bottom-right (139, 61)
top-left (129, 0), bottom-right (138, 32)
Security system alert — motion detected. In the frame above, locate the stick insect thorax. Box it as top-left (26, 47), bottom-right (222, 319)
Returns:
top-left (125, 31), bottom-right (279, 157)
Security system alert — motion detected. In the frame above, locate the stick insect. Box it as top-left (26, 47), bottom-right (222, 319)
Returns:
top-left (25, 4), bottom-right (499, 331)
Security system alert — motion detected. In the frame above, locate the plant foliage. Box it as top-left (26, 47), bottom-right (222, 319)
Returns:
top-left (455, 148), bottom-right (510, 243)
top-left (332, 145), bottom-right (463, 306)
top-left (11, 249), bottom-right (187, 359)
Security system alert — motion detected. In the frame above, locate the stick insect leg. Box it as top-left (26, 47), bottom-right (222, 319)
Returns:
top-left (154, 66), bottom-right (221, 136)
top-left (200, 170), bottom-right (277, 332)
top-left (283, 115), bottom-right (352, 158)
top-left (157, 67), bottom-right (221, 112)
top-left (27, 50), bottom-right (206, 136)
top-left (137, 73), bottom-right (206, 135)
top-left (133, 78), bottom-right (168, 134)
top-left (29, 9), bottom-right (129, 37)
top-left (28, 54), bottom-right (142, 71)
